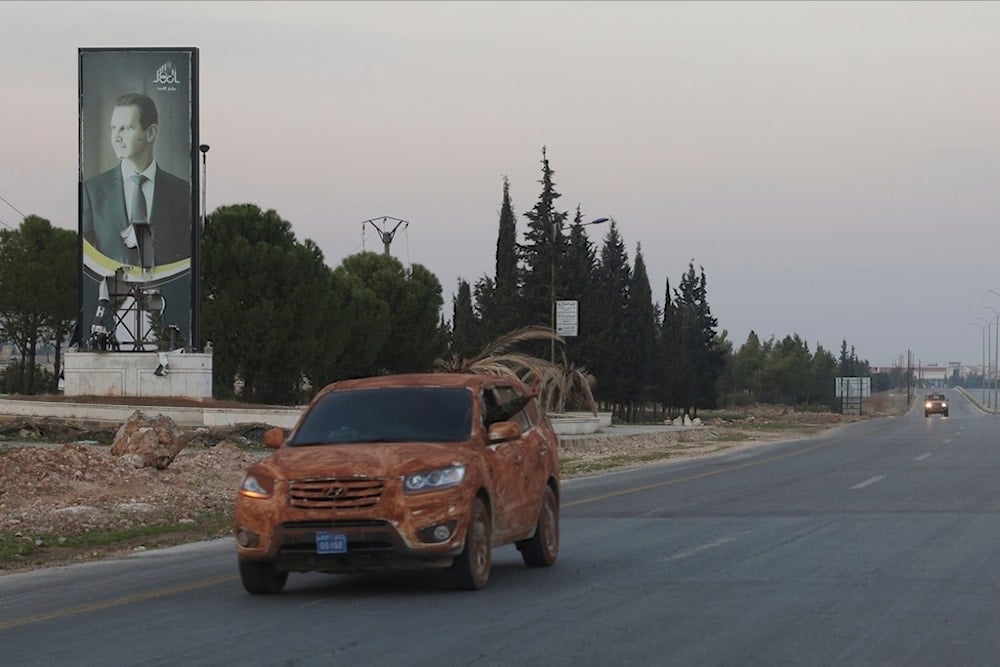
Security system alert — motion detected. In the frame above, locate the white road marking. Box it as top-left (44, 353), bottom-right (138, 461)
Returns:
top-left (852, 475), bottom-right (886, 490)
top-left (915, 453), bottom-right (931, 461)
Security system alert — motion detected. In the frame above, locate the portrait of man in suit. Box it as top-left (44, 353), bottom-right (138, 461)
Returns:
top-left (82, 92), bottom-right (191, 269)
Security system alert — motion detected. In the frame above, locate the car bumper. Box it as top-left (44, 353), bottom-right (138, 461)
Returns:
top-left (234, 486), bottom-right (472, 572)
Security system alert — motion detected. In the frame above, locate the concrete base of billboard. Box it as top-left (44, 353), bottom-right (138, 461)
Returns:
top-left (62, 350), bottom-right (213, 400)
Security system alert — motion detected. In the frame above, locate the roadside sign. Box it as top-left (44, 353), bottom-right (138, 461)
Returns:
top-left (556, 300), bottom-right (578, 337)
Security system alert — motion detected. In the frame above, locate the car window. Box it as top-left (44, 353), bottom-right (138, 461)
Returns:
top-left (484, 386), bottom-right (532, 432)
top-left (290, 387), bottom-right (473, 445)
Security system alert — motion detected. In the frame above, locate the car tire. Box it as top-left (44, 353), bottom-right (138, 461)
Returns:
top-left (517, 485), bottom-right (559, 568)
top-left (239, 559), bottom-right (288, 594)
top-left (944, 411), bottom-right (949, 417)
top-left (924, 412), bottom-right (929, 417)
top-left (451, 498), bottom-right (491, 590)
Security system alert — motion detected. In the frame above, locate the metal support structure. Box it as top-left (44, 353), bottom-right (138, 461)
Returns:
top-left (196, 143), bottom-right (209, 352)
top-left (362, 216), bottom-right (409, 256)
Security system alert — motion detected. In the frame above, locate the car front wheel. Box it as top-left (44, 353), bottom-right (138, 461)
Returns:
top-left (239, 559), bottom-right (288, 594)
top-left (517, 485), bottom-right (559, 567)
top-left (451, 498), bottom-right (491, 590)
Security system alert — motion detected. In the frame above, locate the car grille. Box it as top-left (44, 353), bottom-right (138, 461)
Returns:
top-left (288, 477), bottom-right (385, 509)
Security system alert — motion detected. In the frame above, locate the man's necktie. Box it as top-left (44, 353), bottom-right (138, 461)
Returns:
top-left (130, 173), bottom-right (148, 223)
top-left (130, 174), bottom-right (153, 269)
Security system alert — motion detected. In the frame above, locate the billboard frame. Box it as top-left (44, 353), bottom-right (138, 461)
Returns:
top-left (77, 46), bottom-right (200, 352)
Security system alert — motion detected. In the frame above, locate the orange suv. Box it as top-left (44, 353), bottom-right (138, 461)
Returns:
top-left (234, 373), bottom-right (560, 593)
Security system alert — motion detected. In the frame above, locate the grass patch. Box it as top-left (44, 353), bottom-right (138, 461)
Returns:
top-left (0, 511), bottom-right (233, 569)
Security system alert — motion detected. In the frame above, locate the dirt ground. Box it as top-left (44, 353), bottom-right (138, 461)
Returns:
top-left (0, 391), bottom-right (909, 573)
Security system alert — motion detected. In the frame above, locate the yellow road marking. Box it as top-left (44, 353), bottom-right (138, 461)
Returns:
top-left (0, 574), bottom-right (237, 631)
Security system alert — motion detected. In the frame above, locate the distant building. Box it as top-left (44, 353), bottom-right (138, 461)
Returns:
top-left (870, 362), bottom-right (971, 385)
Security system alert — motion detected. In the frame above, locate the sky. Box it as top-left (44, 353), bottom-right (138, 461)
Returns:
top-left (3, 1), bottom-right (999, 369)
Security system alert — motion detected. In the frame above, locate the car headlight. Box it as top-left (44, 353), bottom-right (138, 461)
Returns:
top-left (925, 402), bottom-right (932, 409)
top-left (239, 473), bottom-right (275, 499)
top-left (403, 465), bottom-right (466, 492)
top-left (942, 402), bottom-right (947, 408)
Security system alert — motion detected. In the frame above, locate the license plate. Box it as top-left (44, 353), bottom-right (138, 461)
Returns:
top-left (316, 531), bottom-right (347, 554)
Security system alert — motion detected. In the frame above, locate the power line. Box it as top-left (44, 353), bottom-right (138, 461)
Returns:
top-left (0, 193), bottom-right (26, 220)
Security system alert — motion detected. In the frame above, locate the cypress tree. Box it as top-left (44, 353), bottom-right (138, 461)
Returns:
top-left (477, 176), bottom-right (520, 343)
top-left (451, 279), bottom-right (480, 360)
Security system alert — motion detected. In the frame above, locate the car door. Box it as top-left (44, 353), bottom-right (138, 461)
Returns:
top-left (482, 385), bottom-right (544, 539)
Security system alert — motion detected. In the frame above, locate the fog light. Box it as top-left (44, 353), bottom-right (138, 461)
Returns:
top-left (236, 528), bottom-right (260, 548)
top-left (418, 521), bottom-right (456, 543)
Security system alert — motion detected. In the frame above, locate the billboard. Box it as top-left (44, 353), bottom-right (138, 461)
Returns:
top-left (834, 376), bottom-right (871, 398)
top-left (78, 48), bottom-right (199, 351)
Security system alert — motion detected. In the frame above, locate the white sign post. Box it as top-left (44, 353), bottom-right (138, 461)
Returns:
top-left (555, 300), bottom-right (579, 337)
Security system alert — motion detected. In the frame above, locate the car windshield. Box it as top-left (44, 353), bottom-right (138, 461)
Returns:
top-left (927, 393), bottom-right (945, 400)
top-left (289, 386), bottom-right (473, 446)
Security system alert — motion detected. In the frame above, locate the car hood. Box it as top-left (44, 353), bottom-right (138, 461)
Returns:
top-left (264, 441), bottom-right (470, 480)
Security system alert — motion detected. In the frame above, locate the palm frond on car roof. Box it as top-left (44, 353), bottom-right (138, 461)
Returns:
top-left (434, 326), bottom-right (562, 376)
top-left (433, 326), bottom-right (597, 416)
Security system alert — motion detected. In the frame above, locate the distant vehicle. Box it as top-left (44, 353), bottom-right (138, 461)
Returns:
top-left (233, 372), bottom-right (560, 593)
top-left (924, 393), bottom-right (948, 417)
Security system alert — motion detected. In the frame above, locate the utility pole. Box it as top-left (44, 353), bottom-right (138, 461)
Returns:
top-left (362, 216), bottom-right (409, 256)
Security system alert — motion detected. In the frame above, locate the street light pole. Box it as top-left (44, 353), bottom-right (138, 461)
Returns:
top-left (984, 306), bottom-right (1000, 411)
top-left (196, 144), bottom-right (209, 352)
top-left (972, 322), bottom-right (987, 405)
top-left (988, 290), bottom-right (1000, 411)
top-left (979, 313), bottom-right (994, 410)
top-left (550, 216), bottom-right (609, 364)
top-left (199, 144), bottom-right (209, 232)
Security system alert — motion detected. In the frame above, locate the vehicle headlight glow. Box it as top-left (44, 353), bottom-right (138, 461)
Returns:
top-left (238, 473), bottom-right (275, 499)
top-left (925, 402), bottom-right (932, 409)
top-left (404, 465), bottom-right (466, 492)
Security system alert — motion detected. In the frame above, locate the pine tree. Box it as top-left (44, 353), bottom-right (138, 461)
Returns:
top-left (589, 220), bottom-right (631, 413)
top-left (673, 261), bottom-right (724, 414)
top-left (622, 244), bottom-right (657, 417)
top-left (519, 147), bottom-right (569, 334)
top-left (201, 204), bottom-right (332, 404)
top-left (561, 206), bottom-right (600, 364)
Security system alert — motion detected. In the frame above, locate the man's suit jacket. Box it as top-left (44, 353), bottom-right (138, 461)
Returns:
top-left (82, 165), bottom-right (192, 266)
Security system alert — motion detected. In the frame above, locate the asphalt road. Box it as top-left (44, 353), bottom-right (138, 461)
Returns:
top-left (3, 388), bottom-right (1000, 666)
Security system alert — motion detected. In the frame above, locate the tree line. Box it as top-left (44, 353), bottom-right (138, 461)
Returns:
top-left (0, 148), bottom-right (877, 414)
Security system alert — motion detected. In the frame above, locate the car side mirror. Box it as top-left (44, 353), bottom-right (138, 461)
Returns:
top-left (488, 420), bottom-right (522, 443)
top-left (262, 427), bottom-right (286, 449)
